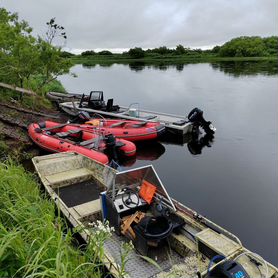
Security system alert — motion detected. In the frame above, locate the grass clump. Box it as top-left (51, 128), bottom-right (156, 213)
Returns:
top-left (26, 75), bottom-right (66, 95)
top-left (0, 88), bottom-right (53, 111)
top-left (0, 139), bottom-right (8, 158)
top-left (0, 161), bottom-right (106, 278)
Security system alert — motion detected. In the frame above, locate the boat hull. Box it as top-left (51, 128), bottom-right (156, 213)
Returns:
top-left (28, 121), bottom-right (136, 163)
top-left (83, 119), bottom-right (165, 142)
top-left (60, 101), bottom-right (193, 135)
top-left (32, 152), bottom-right (278, 278)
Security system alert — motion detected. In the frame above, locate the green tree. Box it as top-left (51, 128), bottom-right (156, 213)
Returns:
top-left (128, 47), bottom-right (145, 58)
top-left (0, 8), bottom-right (40, 87)
top-left (0, 8), bottom-right (71, 93)
top-left (81, 50), bottom-right (96, 56)
top-left (150, 46), bottom-right (173, 55)
top-left (211, 45), bottom-right (221, 53)
top-left (218, 36), bottom-right (272, 57)
top-left (36, 38), bottom-right (71, 90)
top-left (263, 36), bottom-right (278, 55)
top-left (60, 51), bottom-right (75, 58)
top-left (175, 44), bottom-right (186, 55)
top-left (46, 17), bottom-right (67, 45)
top-left (98, 50), bottom-right (112, 55)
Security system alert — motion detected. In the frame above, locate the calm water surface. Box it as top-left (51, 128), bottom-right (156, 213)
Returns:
top-left (59, 61), bottom-right (278, 265)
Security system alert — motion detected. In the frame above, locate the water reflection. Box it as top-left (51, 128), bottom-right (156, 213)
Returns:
top-left (187, 132), bottom-right (214, 156)
top-left (119, 141), bottom-right (166, 167)
top-left (81, 62), bottom-right (97, 68)
top-left (128, 62), bottom-right (145, 72)
top-left (210, 60), bottom-right (278, 76)
top-left (161, 129), bottom-right (215, 156)
top-left (58, 61), bottom-right (278, 264)
top-left (81, 60), bottom-right (278, 76)
top-left (82, 62), bottom-right (114, 69)
top-left (117, 128), bottom-right (215, 169)
top-left (128, 62), bottom-right (187, 72)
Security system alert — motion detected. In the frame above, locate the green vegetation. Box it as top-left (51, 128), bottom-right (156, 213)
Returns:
top-left (0, 139), bottom-right (8, 157)
top-left (218, 36), bottom-right (278, 57)
top-left (0, 8), bottom-right (71, 103)
top-left (72, 36), bottom-right (277, 65)
top-left (0, 161), bottom-right (136, 277)
top-left (0, 162), bottom-right (108, 277)
top-left (128, 47), bottom-right (145, 58)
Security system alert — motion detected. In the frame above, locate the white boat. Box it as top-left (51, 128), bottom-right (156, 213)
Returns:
top-left (32, 152), bottom-right (277, 278)
top-left (59, 91), bottom-right (199, 135)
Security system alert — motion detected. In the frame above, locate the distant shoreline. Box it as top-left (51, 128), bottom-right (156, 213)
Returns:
top-left (71, 55), bottom-right (277, 65)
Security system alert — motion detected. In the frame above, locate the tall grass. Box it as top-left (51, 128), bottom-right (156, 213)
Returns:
top-left (0, 161), bottom-right (105, 278)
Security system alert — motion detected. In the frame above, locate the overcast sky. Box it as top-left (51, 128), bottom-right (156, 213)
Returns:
top-left (1, 0), bottom-right (277, 53)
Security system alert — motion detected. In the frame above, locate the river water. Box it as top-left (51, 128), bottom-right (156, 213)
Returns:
top-left (59, 60), bottom-right (278, 266)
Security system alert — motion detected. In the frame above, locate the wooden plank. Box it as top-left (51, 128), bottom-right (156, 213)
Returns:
top-left (0, 82), bottom-right (36, 96)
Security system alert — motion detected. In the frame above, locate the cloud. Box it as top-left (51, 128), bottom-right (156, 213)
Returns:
top-left (1, 0), bottom-right (277, 52)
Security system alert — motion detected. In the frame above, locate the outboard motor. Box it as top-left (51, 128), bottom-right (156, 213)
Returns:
top-left (77, 111), bottom-right (91, 122)
top-left (105, 133), bottom-right (118, 160)
top-left (205, 259), bottom-right (250, 278)
top-left (69, 111), bottom-right (91, 123)
top-left (188, 108), bottom-right (216, 135)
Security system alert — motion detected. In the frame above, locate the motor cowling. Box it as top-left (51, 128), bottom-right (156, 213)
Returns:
top-left (105, 133), bottom-right (116, 147)
top-left (105, 133), bottom-right (118, 160)
top-left (188, 107), bottom-right (215, 135)
top-left (77, 111), bottom-right (91, 122)
top-left (205, 260), bottom-right (250, 278)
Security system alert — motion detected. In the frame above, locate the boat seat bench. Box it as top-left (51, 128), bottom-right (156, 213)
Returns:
top-left (131, 122), bottom-right (148, 128)
top-left (56, 129), bottom-right (82, 138)
top-left (45, 168), bottom-right (93, 188)
top-left (79, 138), bottom-right (99, 147)
top-left (110, 122), bottom-right (126, 128)
top-left (68, 129), bottom-right (82, 135)
top-left (68, 199), bottom-right (101, 219)
top-left (56, 132), bottom-right (70, 138)
top-left (142, 115), bottom-right (157, 120)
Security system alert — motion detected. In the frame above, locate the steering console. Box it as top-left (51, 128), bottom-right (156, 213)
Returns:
top-left (121, 188), bottom-right (140, 209)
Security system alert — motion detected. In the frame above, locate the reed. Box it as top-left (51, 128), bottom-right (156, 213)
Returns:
top-left (0, 161), bottom-right (106, 278)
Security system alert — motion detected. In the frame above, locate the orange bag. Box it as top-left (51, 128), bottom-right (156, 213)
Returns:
top-left (85, 119), bottom-right (100, 126)
top-left (139, 180), bottom-right (157, 204)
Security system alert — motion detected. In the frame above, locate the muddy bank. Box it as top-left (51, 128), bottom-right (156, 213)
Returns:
top-left (0, 101), bottom-right (68, 160)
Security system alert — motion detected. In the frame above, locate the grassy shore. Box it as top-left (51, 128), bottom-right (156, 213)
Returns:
top-left (0, 161), bottom-right (109, 278)
top-left (71, 54), bottom-right (277, 65)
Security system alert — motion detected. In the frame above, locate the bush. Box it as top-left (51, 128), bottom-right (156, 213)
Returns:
top-left (97, 50), bottom-right (112, 55)
top-left (128, 47), bottom-right (145, 58)
top-left (60, 51), bottom-right (75, 58)
top-left (81, 50), bottom-right (96, 56)
top-left (218, 36), bottom-right (277, 57)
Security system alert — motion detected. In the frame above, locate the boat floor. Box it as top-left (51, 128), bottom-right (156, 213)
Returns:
top-left (54, 180), bottom-right (102, 207)
top-left (55, 180), bottom-right (201, 277)
top-left (103, 233), bottom-right (199, 278)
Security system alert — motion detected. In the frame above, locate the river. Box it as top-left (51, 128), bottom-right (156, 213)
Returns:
top-left (59, 60), bottom-right (278, 265)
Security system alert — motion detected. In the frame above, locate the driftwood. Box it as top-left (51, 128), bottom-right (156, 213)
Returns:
top-left (0, 82), bottom-right (36, 96)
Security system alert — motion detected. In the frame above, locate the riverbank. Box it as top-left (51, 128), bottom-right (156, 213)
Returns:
top-left (0, 79), bottom-right (67, 161)
top-left (71, 54), bottom-right (277, 65)
top-left (0, 161), bottom-right (110, 278)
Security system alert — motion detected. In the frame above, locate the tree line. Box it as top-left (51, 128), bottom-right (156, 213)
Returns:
top-left (79, 36), bottom-right (278, 59)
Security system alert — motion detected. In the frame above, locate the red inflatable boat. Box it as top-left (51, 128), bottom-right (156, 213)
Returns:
top-left (28, 121), bottom-right (136, 164)
top-left (82, 119), bottom-right (165, 142)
